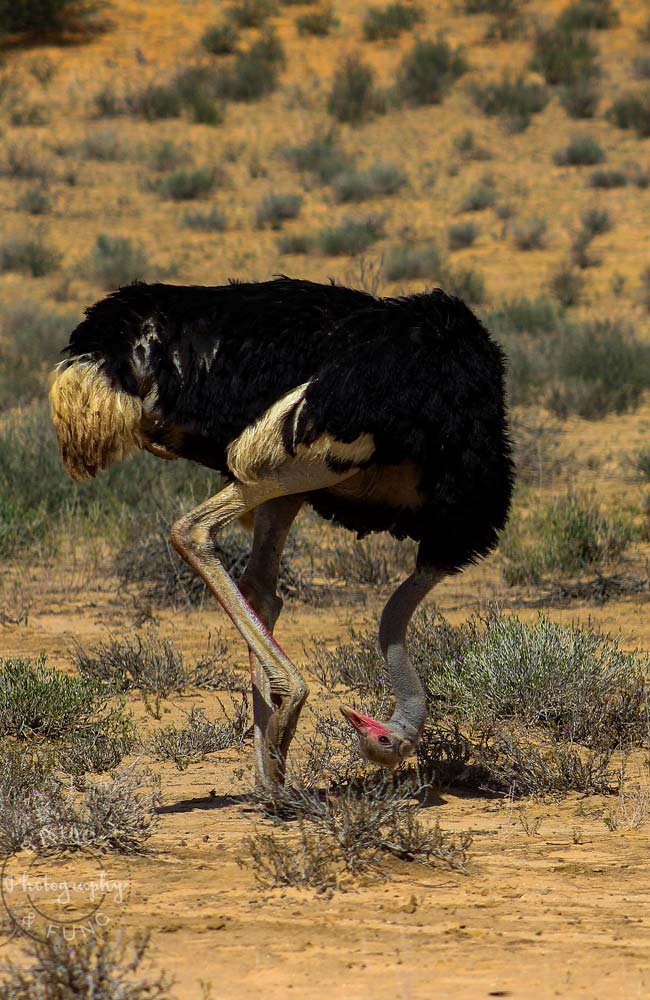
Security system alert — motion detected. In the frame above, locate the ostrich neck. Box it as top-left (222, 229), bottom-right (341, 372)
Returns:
top-left (378, 568), bottom-right (442, 738)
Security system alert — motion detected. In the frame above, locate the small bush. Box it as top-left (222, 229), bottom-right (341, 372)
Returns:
top-left (16, 184), bottom-right (51, 214)
top-left (150, 702), bottom-right (248, 769)
top-left (296, 6), bottom-right (338, 35)
top-left (548, 266), bottom-right (584, 307)
top-left (90, 234), bottom-right (148, 289)
top-left (501, 492), bottom-right (634, 586)
top-left (511, 216), bottom-right (547, 250)
top-left (277, 232), bottom-right (314, 254)
top-left (459, 178), bottom-right (497, 212)
top-left (327, 54), bottom-right (385, 123)
top-left (127, 81), bottom-right (182, 120)
top-left (0, 933), bottom-right (171, 1000)
top-left (10, 102), bottom-right (49, 126)
top-left (580, 205), bottom-right (612, 237)
top-left (453, 128), bottom-right (492, 161)
top-left (284, 129), bottom-right (354, 181)
top-left (0, 0), bottom-right (105, 39)
top-left (148, 140), bottom-right (192, 173)
top-left (634, 56), bottom-right (650, 81)
top-left (153, 166), bottom-right (218, 200)
top-left (474, 73), bottom-right (548, 132)
top-left (255, 191), bottom-right (302, 229)
top-left (0, 141), bottom-right (49, 179)
top-left (559, 78), bottom-right (600, 118)
top-left (444, 264), bottom-right (485, 304)
top-left (554, 133), bottom-right (605, 166)
top-left (531, 26), bottom-right (599, 85)
top-left (606, 89), bottom-right (650, 138)
top-left (362, 2), bottom-right (423, 41)
top-left (557, 0), bottom-right (619, 32)
top-left (331, 161), bottom-right (406, 202)
top-left (201, 21), bottom-right (240, 54)
top-left (395, 35), bottom-right (467, 106)
top-left (447, 221), bottom-right (479, 250)
top-left (80, 126), bottom-right (126, 161)
top-left (216, 29), bottom-right (285, 101)
top-left (182, 205), bottom-right (227, 231)
top-left (486, 295), bottom-right (560, 337)
top-left (0, 231), bottom-right (61, 276)
top-left (318, 214), bottom-right (385, 255)
top-left (323, 534), bottom-right (416, 585)
top-left (230, 0), bottom-right (277, 27)
top-left (384, 241), bottom-right (442, 280)
top-left (589, 167), bottom-right (627, 188)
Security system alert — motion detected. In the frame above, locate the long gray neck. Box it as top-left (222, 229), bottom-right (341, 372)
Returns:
top-left (378, 568), bottom-right (442, 740)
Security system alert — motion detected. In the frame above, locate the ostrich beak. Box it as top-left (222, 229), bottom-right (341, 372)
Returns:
top-left (340, 705), bottom-right (391, 738)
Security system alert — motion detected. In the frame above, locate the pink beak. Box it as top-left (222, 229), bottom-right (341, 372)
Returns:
top-left (340, 705), bottom-right (391, 739)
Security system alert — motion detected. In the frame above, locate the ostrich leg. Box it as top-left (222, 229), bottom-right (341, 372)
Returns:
top-left (238, 495), bottom-right (304, 786)
top-left (170, 464), bottom-right (354, 786)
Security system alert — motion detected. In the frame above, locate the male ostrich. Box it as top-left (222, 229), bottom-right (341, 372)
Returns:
top-left (50, 277), bottom-right (514, 785)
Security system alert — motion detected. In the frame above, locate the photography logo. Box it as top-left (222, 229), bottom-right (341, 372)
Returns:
top-left (1, 845), bottom-right (131, 944)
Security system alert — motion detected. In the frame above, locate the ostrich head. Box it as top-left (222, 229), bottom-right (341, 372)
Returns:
top-left (340, 705), bottom-right (419, 768)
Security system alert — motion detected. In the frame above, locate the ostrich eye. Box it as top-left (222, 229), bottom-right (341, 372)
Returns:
top-left (377, 736), bottom-right (392, 747)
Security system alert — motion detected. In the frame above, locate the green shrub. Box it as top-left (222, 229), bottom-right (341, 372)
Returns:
top-left (500, 492), bottom-right (634, 586)
top-left (127, 82), bottom-right (182, 120)
top-left (589, 167), bottom-right (627, 188)
top-left (395, 35), bottom-right (467, 105)
top-left (445, 264), bottom-right (486, 304)
top-left (486, 295), bottom-right (560, 337)
top-left (548, 265), bottom-right (584, 307)
top-left (384, 241), bottom-right (442, 280)
top-left (557, 0), bottom-right (619, 32)
top-left (447, 221), bottom-right (479, 250)
top-left (0, 141), bottom-right (49, 179)
top-left (296, 6), bottom-right (338, 35)
top-left (634, 56), bottom-right (650, 80)
top-left (453, 128), bottom-right (492, 161)
top-left (0, 0), bottom-right (105, 39)
top-left (201, 21), bottom-right (240, 54)
top-left (580, 205), bottom-right (612, 237)
top-left (0, 302), bottom-right (75, 410)
top-left (284, 129), bottom-right (354, 181)
top-left (182, 205), bottom-right (227, 231)
top-left (276, 232), bottom-right (314, 254)
top-left (147, 139), bottom-right (192, 172)
top-left (154, 166), bottom-right (218, 200)
top-left (473, 73), bottom-right (548, 132)
top-left (255, 192), bottom-right (302, 229)
top-left (511, 216), bottom-right (547, 250)
top-left (318, 215), bottom-right (385, 255)
top-left (150, 703), bottom-right (247, 769)
top-left (606, 89), bottom-right (650, 138)
top-left (230, 0), bottom-right (277, 27)
top-left (459, 178), bottom-right (497, 212)
top-left (215, 29), bottom-right (285, 101)
top-left (362, 2), bottom-right (423, 41)
top-left (554, 133), bottom-right (605, 165)
top-left (531, 26), bottom-right (599, 85)
top-left (326, 54), bottom-right (385, 123)
top-left (559, 78), bottom-right (600, 118)
top-left (90, 233), bottom-right (148, 288)
top-left (16, 184), bottom-right (51, 214)
top-left (10, 102), bottom-right (49, 126)
top-left (331, 161), bottom-right (406, 202)
top-left (80, 126), bottom-right (126, 161)
top-left (0, 231), bottom-right (61, 276)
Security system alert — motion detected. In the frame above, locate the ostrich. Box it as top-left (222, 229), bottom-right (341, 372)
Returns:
top-left (49, 277), bottom-right (514, 785)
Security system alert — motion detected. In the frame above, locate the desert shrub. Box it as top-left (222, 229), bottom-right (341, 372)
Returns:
top-left (322, 533), bottom-right (417, 585)
top-left (93, 83), bottom-right (122, 117)
top-left (557, 0), bottom-right (619, 31)
top-left (0, 230), bottom-right (61, 276)
top-left (331, 161), bottom-right (406, 202)
top-left (634, 56), bottom-right (650, 80)
top-left (395, 35), bottom-right (467, 105)
top-left (459, 178), bottom-right (497, 212)
top-left (182, 205), bottom-right (227, 230)
top-left (486, 295), bottom-right (560, 337)
top-left (277, 232), bottom-right (314, 254)
top-left (90, 233), bottom-right (148, 288)
top-left (547, 319), bottom-right (650, 418)
top-left (0, 140), bottom-right (49, 179)
top-left (447, 220), bottom-right (479, 250)
top-left (215, 29), bottom-right (285, 101)
top-left (10, 102), bottom-right (49, 126)
top-left (0, 301), bottom-right (76, 409)
top-left (296, 6), bottom-right (338, 35)
top-left (580, 205), bottom-right (611, 237)
top-left (606, 89), bottom-right (650, 138)
top-left (549, 266), bottom-right (585, 306)
top-left (126, 81), bottom-right (182, 119)
top-left (326, 54), bottom-right (385, 123)
top-left (453, 128), bottom-right (492, 161)
top-left (80, 126), bottom-right (126, 160)
top-left (511, 216), bottom-right (547, 250)
top-left (554, 133), bottom-right (605, 165)
top-left (149, 702), bottom-right (248, 769)
top-left (318, 214), bottom-right (385, 255)
top-left (500, 492), bottom-right (634, 586)
top-left (255, 191), bottom-right (302, 229)
top-left (284, 129), bottom-right (354, 181)
top-left (589, 167), bottom-right (626, 188)
top-left (153, 165), bottom-right (218, 200)
top-left (559, 78), bottom-right (600, 118)
top-left (473, 73), bottom-right (548, 132)
top-left (444, 265), bottom-right (485, 304)
top-left (148, 139), bottom-right (192, 172)
top-left (384, 241), bottom-right (442, 280)
top-left (362, 2), bottom-right (423, 41)
top-left (16, 184), bottom-right (51, 214)
top-left (201, 20), bottom-right (240, 54)
top-left (531, 25), bottom-right (599, 85)
top-left (0, 933), bottom-right (171, 1000)
top-left (243, 824), bottom-right (338, 889)
top-left (230, 0), bottom-right (277, 27)
top-left (0, 0), bottom-right (105, 39)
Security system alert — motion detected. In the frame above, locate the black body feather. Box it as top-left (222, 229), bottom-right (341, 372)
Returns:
top-left (63, 277), bottom-right (514, 572)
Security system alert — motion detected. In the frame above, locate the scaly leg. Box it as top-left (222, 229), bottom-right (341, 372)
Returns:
top-left (238, 495), bottom-right (304, 786)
